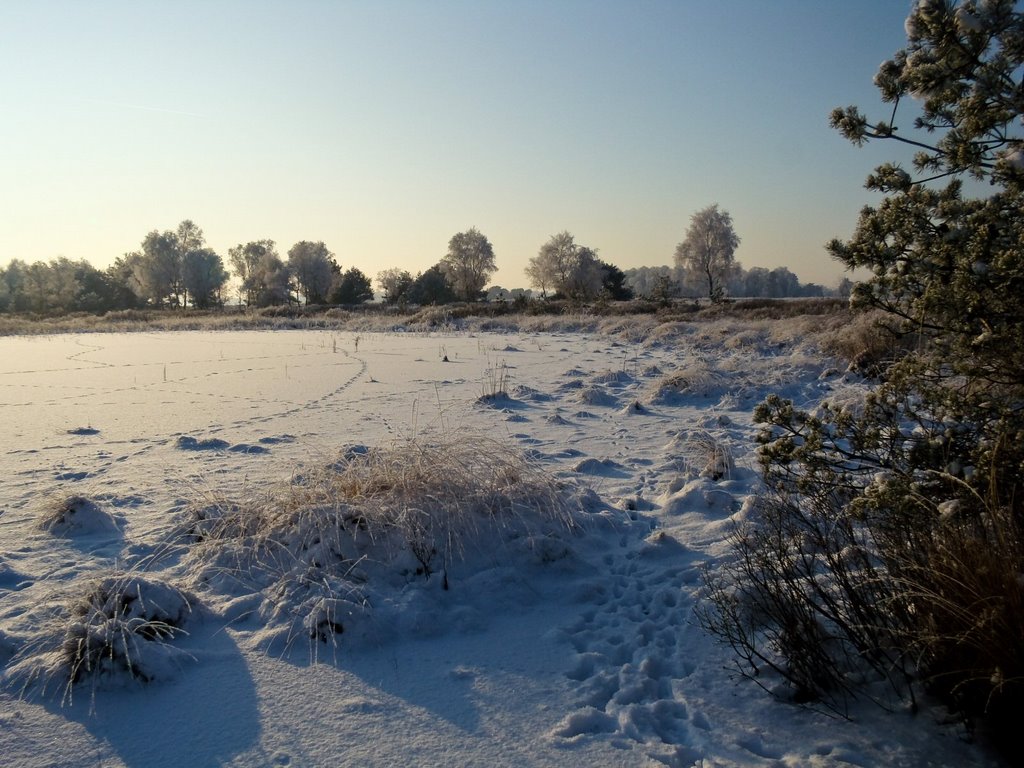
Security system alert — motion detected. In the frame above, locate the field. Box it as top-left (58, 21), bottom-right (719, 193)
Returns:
top-left (0, 318), bottom-right (998, 767)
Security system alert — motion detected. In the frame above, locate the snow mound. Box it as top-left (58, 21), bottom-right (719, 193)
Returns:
top-left (8, 572), bottom-right (198, 696)
top-left (0, 558), bottom-right (30, 592)
top-left (573, 458), bottom-right (627, 477)
top-left (37, 495), bottom-right (120, 536)
top-left (511, 384), bottom-right (553, 402)
top-left (258, 434), bottom-right (296, 445)
top-left (227, 443), bottom-right (269, 454)
top-left (475, 392), bottom-right (517, 408)
top-left (180, 436), bottom-right (583, 652)
top-left (620, 399), bottom-right (648, 415)
top-left (646, 364), bottom-right (723, 403)
top-left (660, 478), bottom-right (737, 517)
top-left (592, 369), bottom-right (634, 386)
top-left (577, 386), bottom-right (618, 407)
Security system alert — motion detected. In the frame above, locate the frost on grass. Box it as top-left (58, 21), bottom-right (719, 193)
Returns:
top-left (37, 495), bottom-right (120, 536)
top-left (179, 435), bottom-right (583, 653)
top-left (664, 430), bottom-right (735, 481)
top-left (7, 572), bottom-right (197, 701)
top-left (645, 363), bottom-right (723, 403)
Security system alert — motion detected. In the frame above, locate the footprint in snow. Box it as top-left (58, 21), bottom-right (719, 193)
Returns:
top-left (551, 530), bottom-right (707, 763)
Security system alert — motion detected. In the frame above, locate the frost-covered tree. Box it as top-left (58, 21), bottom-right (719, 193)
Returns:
top-left (122, 221), bottom-right (206, 307)
top-left (181, 248), bottom-right (229, 309)
top-left (45, 258), bottom-right (81, 311)
top-left (287, 241), bottom-right (336, 305)
top-left (0, 259), bottom-right (30, 312)
top-left (526, 231), bottom-right (604, 300)
top-left (703, 0), bottom-right (1024, 736)
top-left (674, 205), bottom-right (739, 301)
top-left (376, 268), bottom-right (413, 305)
top-left (623, 265), bottom-right (686, 300)
top-left (229, 240), bottom-right (277, 306)
top-left (176, 220), bottom-right (205, 260)
top-left (441, 228), bottom-right (496, 301)
top-left (131, 230), bottom-right (181, 306)
top-left (228, 240), bottom-right (289, 306)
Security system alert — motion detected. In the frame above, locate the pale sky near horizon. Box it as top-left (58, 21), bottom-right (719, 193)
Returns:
top-left (1, 1), bottom-right (917, 289)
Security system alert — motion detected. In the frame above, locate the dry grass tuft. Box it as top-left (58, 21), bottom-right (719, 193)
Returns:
top-left (36, 495), bottom-right (119, 536)
top-left (478, 360), bottom-right (512, 401)
top-left (8, 572), bottom-right (197, 703)
top-left (667, 429), bottom-right (735, 480)
top-left (180, 435), bottom-right (580, 650)
top-left (646, 362), bottom-right (722, 402)
top-left (819, 309), bottom-right (918, 373)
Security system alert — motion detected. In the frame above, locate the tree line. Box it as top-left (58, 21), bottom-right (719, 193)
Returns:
top-left (0, 215), bottom-right (838, 315)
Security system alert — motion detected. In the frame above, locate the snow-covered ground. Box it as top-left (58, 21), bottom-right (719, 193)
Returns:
top-left (0, 327), bottom-right (1001, 766)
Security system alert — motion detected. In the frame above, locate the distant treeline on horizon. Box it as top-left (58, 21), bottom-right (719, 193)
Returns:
top-left (0, 221), bottom-right (847, 316)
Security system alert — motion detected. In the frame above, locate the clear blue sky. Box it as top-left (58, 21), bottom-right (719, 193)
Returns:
top-left (0, 1), bottom-right (916, 288)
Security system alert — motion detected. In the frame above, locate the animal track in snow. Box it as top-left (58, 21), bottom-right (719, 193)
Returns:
top-left (552, 530), bottom-right (710, 766)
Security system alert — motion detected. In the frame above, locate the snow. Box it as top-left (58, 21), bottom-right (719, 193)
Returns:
top-left (0, 327), bottom-right (1001, 766)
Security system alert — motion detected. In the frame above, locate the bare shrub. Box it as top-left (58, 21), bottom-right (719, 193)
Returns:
top-left (702, 385), bottom-right (1024, 733)
top-left (698, 492), bottom-right (912, 715)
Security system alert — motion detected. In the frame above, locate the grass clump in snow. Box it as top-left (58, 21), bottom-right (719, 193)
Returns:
top-left (646, 361), bottom-right (721, 403)
top-left (477, 359), bottom-right (512, 402)
top-left (8, 572), bottom-right (197, 703)
top-left (36, 495), bottom-right (120, 536)
top-left (62, 574), bottom-right (195, 685)
top-left (666, 429), bottom-right (735, 481)
top-left (181, 435), bottom-right (580, 651)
